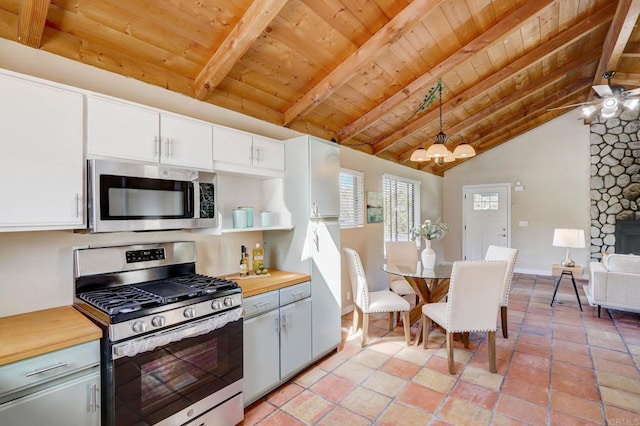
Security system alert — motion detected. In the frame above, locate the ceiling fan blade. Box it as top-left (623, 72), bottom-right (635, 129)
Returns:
top-left (622, 87), bottom-right (640, 96)
top-left (593, 85), bottom-right (613, 97)
top-left (546, 101), bottom-right (591, 111)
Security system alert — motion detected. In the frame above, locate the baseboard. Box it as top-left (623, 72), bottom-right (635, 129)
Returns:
top-left (341, 304), bottom-right (354, 315)
top-left (514, 267), bottom-right (587, 280)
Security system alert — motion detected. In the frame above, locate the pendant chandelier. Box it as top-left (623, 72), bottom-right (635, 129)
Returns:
top-left (410, 80), bottom-right (476, 163)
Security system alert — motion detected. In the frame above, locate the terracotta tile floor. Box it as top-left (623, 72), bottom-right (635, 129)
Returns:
top-left (242, 274), bottom-right (640, 425)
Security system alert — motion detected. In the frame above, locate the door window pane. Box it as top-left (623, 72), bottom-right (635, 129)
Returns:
top-left (473, 193), bottom-right (499, 211)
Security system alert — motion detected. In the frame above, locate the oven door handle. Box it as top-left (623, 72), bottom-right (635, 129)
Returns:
top-left (112, 307), bottom-right (242, 359)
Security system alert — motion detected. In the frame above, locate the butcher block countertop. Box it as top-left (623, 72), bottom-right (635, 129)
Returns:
top-left (0, 306), bottom-right (102, 366)
top-left (224, 269), bottom-right (311, 298)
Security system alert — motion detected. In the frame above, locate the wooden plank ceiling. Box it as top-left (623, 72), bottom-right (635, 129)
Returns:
top-left (1, 0), bottom-right (639, 175)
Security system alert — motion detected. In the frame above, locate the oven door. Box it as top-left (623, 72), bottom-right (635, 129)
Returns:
top-left (107, 308), bottom-right (243, 426)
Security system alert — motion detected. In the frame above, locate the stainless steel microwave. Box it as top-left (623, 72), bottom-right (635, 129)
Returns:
top-left (86, 159), bottom-right (216, 233)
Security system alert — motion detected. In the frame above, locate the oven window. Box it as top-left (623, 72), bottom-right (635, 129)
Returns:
top-left (100, 175), bottom-right (194, 220)
top-left (113, 319), bottom-right (242, 425)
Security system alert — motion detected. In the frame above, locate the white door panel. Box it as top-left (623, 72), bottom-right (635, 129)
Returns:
top-left (463, 184), bottom-right (511, 260)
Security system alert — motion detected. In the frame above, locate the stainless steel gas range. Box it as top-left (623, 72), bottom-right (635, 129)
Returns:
top-left (73, 241), bottom-right (243, 426)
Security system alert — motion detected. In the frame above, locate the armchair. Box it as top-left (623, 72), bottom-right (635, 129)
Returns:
top-left (587, 253), bottom-right (640, 317)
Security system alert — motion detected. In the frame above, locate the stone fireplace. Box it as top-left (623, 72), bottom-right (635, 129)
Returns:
top-left (590, 108), bottom-right (640, 258)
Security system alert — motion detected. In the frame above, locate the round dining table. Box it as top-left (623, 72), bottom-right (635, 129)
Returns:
top-left (381, 262), bottom-right (453, 344)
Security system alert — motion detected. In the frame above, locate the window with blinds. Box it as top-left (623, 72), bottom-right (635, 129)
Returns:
top-left (383, 174), bottom-right (420, 242)
top-left (339, 169), bottom-right (364, 228)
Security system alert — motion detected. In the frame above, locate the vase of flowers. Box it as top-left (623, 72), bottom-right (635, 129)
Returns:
top-left (410, 218), bottom-right (451, 270)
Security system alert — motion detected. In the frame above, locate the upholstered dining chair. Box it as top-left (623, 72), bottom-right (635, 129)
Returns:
top-left (385, 240), bottom-right (419, 307)
top-left (343, 248), bottom-right (412, 347)
top-left (484, 245), bottom-right (519, 338)
top-left (422, 260), bottom-right (508, 374)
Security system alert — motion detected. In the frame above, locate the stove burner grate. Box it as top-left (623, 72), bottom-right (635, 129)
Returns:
top-left (79, 287), bottom-right (163, 315)
top-left (172, 274), bottom-right (239, 294)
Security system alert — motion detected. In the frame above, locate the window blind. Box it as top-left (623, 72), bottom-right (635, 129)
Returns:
top-left (339, 169), bottom-right (364, 228)
top-left (383, 174), bottom-right (420, 242)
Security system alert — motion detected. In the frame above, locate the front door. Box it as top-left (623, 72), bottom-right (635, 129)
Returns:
top-left (463, 184), bottom-right (511, 260)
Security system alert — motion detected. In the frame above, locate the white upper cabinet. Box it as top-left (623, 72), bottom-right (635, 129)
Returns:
top-left (87, 95), bottom-right (160, 163)
top-left (0, 71), bottom-right (85, 231)
top-left (253, 135), bottom-right (285, 172)
top-left (212, 126), bottom-right (284, 176)
top-left (309, 137), bottom-right (340, 218)
top-left (87, 95), bottom-right (213, 170)
top-left (160, 113), bottom-right (213, 170)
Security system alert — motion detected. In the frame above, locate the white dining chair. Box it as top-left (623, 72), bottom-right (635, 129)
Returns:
top-left (422, 260), bottom-right (508, 374)
top-left (385, 241), bottom-right (419, 305)
top-left (343, 248), bottom-right (412, 347)
top-left (484, 245), bottom-right (519, 338)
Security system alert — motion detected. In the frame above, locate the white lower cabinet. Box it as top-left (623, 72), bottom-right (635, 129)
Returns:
top-left (243, 282), bottom-right (311, 405)
top-left (0, 371), bottom-right (100, 426)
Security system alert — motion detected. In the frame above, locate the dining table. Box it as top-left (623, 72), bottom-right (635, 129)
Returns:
top-left (381, 262), bottom-right (453, 344)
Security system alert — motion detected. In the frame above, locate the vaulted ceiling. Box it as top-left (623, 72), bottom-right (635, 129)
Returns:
top-left (1, 0), bottom-right (639, 175)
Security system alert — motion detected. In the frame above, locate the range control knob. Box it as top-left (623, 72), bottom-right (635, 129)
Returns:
top-left (184, 307), bottom-right (196, 318)
top-left (223, 297), bottom-right (233, 307)
top-left (132, 320), bottom-right (147, 333)
top-left (211, 300), bottom-right (222, 311)
top-left (151, 316), bottom-right (166, 327)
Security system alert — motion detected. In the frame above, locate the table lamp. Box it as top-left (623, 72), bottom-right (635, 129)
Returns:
top-left (552, 228), bottom-right (585, 267)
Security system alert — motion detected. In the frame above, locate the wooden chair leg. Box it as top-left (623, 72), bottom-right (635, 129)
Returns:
top-left (402, 311), bottom-right (411, 345)
top-left (488, 331), bottom-right (497, 373)
top-left (501, 306), bottom-right (508, 338)
top-left (422, 313), bottom-right (430, 349)
top-left (361, 313), bottom-right (369, 347)
top-left (446, 332), bottom-right (455, 374)
top-left (462, 332), bottom-right (470, 348)
top-left (352, 306), bottom-right (360, 332)
top-left (388, 312), bottom-right (394, 331)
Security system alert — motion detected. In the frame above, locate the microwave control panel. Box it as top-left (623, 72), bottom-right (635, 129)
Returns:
top-left (199, 183), bottom-right (216, 219)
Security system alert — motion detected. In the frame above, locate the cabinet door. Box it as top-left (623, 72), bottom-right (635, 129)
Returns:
top-left (87, 95), bottom-right (160, 163)
top-left (0, 73), bottom-right (85, 229)
top-left (243, 310), bottom-right (280, 405)
top-left (311, 221), bottom-right (342, 358)
top-left (253, 136), bottom-right (284, 171)
top-left (280, 298), bottom-right (312, 378)
top-left (160, 113), bottom-right (213, 170)
top-left (0, 371), bottom-right (100, 426)
top-left (309, 138), bottom-right (340, 217)
top-left (212, 126), bottom-right (253, 167)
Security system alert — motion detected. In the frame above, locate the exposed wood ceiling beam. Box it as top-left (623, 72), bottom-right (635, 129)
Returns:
top-left (395, 50), bottom-right (602, 163)
top-left (336, 0), bottom-right (556, 142)
top-left (193, 0), bottom-right (288, 101)
top-left (282, 0), bottom-right (446, 126)
top-left (592, 0), bottom-right (640, 87)
top-left (369, 4), bottom-right (615, 156)
top-left (17, 0), bottom-right (50, 48)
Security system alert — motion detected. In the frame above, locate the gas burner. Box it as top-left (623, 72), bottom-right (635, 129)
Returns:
top-left (79, 287), bottom-right (162, 315)
top-left (172, 274), bottom-right (239, 294)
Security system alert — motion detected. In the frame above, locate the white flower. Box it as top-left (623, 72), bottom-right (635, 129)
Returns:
top-left (410, 218), bottom-right (451, 241)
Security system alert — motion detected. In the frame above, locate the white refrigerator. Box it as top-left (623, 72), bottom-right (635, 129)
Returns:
top-left (264, 135), bottom-right (342, 359)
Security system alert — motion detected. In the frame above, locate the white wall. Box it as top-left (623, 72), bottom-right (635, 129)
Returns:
top-left (443, 110), bottom-right (591, 275)
top-left (339, 146), bottom-right (443, 310)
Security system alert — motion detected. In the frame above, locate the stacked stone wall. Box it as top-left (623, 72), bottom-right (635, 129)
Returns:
top-left (590, 109), bottom-right (640, 259)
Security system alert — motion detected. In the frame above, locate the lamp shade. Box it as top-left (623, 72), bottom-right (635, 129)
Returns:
top-left (552, 228), bottom-right (585, 248)
top-left (425, 143), bottom-right (452, 158)
top-left (410, 147), bottom-right (430, 162)
top-left (452, 143), bottom-right (476, 158)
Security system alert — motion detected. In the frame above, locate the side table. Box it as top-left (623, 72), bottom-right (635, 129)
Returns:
top-left (550, 263), bottom-right (583, 311)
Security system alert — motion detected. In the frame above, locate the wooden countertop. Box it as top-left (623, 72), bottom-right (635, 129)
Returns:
top-left (0, 306), bottom-right (102, 366)
top-left (223, 269), bottom-right (311, 298)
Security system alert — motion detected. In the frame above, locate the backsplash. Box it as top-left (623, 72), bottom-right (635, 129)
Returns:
top-left (589, 108), bottom-right (640, 258)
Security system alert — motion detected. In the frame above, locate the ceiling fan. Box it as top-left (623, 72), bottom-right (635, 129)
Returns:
top-left (549, 71), bottom-right (640, 118)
